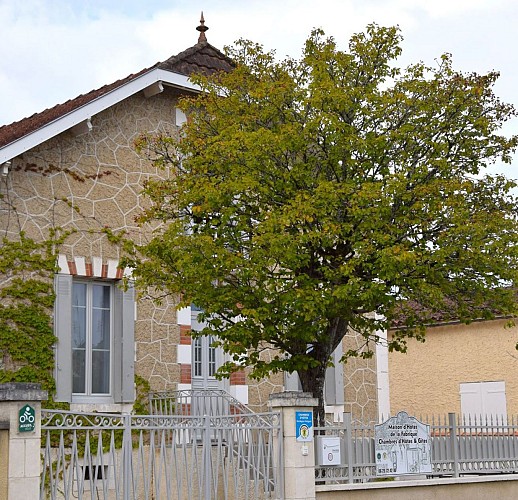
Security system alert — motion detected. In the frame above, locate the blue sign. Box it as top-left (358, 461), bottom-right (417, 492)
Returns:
top-left (295, 411), bottom-right (313, 442)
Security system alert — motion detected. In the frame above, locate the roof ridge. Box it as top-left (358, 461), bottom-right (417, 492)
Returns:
top-left (158, 41), bottom-right (233, 74)
top-left (158, 41), bottom-right (209, 70)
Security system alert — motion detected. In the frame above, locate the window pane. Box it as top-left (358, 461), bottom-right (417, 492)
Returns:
top-left (71, 281), bottom-right (112, 398)
top-left (93, 285), bottom-right (110, 309)
top-left (208, 336), bottom-right (216, 377)
top-left (194, 337), bottom-right (202, 377)
top-left (73, 283), bottom-right (86, 306)
top-left (72, 306), bottom-right (86, 349)
top-left (92, 309), bottom-right (110, 349)
top-left (72, 349), bottom-right (86, 393)
top-left (91, 350), bottom-right (110, 394)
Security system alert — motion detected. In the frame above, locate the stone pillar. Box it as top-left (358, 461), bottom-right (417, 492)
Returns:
top-left (0, 383), bottom-right (48, 500)
top-left (269, 391), bottom-right (318, 500)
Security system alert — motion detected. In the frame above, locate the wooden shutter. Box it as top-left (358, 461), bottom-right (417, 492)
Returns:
top-left (325, 345), bottom-right (345, 405)
top-left (54, 274), bottom-right (72, 402)
top-left (113, 284), bottom-right (135, 403)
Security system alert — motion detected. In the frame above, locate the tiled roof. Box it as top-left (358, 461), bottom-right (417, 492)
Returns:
top-left (0, 41), bottom-right (234, 150)
top-left (159, 41), bottom-right (235, 76)
top-left (0, 65), bottom-right (157, 149)
top-left (390, 296), bottom-right (512, 329)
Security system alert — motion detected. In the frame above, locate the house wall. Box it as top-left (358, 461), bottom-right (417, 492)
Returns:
top-left (343, 330), bottom-right (379, 423)
top-left (388, 318), bottom-right (518, 416)
top-left (1, 89), bottom-right (183, 399)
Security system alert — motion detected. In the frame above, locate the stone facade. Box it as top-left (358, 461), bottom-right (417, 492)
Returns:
top-left (1, 89), bottom-right (183, 397)
top-left (342, 332), bottom-right (379, 423)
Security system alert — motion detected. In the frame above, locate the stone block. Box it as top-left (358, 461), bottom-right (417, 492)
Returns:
top-left (8, 476), bottom-right (39, 500)
top-left (8, 439), bottom-right (25, 477)
top-left (25, 439), bottom-right (41, 475)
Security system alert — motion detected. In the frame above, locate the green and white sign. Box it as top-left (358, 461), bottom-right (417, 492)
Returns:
top-left (18, 404), bottom-right (36, 433)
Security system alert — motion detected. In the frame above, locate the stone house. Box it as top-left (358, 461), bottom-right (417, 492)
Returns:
top-left (0, 18), bottom-right (382, 421)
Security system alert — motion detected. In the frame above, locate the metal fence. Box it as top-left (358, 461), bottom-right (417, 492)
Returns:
top-left (149, 389), bottom-right (255, 418)
top-left (315, 413), bottom-right (518, 484)
top-left (40, 402), bottom-right (283, 499)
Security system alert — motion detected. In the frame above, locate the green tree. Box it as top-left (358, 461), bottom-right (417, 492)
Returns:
top-left (130, 25), bottom-right (518, 422)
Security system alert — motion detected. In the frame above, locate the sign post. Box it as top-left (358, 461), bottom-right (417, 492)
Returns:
top-left (375, 411), bottom-right (431, 477)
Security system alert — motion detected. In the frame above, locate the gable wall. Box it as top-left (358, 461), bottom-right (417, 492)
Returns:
top-left (0, 88), bottom-right (380, 416)
top-left (0, 89), bottom-right (182, 393)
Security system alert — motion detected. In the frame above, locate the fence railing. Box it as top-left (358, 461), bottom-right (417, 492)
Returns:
top-left (149, 388), bottom-right (254, 417)
top-left (315, 413), bottom-right (518, 484)
top-left (40, 407), bottom-right (283, 500)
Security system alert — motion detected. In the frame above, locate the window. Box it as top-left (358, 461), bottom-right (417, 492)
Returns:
top-left (193, 335), bottom-right (217, 380)
top-left (460, 381), bottom-right (507, 421)
top-left (54, 274), bottom-right (135, 404)
top-left (191, 308), bottom-right (223, 390)
top-left (72, 282), bottom-right (112, 395)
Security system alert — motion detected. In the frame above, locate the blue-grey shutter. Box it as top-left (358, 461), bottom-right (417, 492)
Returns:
top-left (113, 284), bottom-right (135, 403)
top-left (54, 274), bottom-right (72, 402)
top-left (284, 371), bottom-right (302, 391)
top-left (325, 345), bottom-right (345, 405)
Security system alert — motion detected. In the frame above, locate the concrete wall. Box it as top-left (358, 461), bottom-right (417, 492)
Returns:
top-left (388, 318), bottom-right (518, 416)
top-left (317, 475), bottom-right (518, 500)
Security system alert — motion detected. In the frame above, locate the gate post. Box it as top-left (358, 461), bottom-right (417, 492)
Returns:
top-left (0, 382), bottom-right (47, 500)
top-left (269, 392), bottom-right (318, 500)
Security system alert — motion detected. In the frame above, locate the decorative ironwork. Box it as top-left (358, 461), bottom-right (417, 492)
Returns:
top-left (41, 400), bottom-right (283, 499)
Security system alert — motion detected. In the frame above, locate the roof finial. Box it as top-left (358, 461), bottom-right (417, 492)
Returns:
top-left (196, 11), bottom-right (208, 43)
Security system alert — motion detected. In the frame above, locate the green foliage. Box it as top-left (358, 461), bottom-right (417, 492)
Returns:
top-left (133, 374), bottom-right (151, 415)
top-left (127, 25), bottom-right (518, 417)
top-left (0, 233), bottom-right (61, 398)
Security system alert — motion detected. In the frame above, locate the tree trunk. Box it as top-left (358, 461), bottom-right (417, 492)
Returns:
top-left (298, 364), bottom-right (327, 427)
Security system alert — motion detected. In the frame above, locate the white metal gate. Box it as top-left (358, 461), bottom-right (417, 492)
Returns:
top-left (40, 391), bottom-right (283, 499)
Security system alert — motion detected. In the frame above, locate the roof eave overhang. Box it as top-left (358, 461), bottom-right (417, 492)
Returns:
top-left (0, 68), bottom-right (200, 164)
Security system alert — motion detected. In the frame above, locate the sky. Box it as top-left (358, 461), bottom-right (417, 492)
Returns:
top-left (1, 0), bottom-right (517, 176)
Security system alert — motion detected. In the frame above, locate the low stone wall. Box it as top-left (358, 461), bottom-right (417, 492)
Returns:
top-left (316, 475), bottom-right (518, 500)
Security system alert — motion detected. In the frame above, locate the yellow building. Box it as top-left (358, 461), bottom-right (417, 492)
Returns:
top-left (389, 318), bottom-right (518, 418)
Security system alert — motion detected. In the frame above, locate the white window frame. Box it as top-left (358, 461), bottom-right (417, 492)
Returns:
top-left (71, 280), bottom-right (113, 403)
top-left (54, 274), bottom-right (135, 405)
top-left (192, 335), bottom-right (217, 382)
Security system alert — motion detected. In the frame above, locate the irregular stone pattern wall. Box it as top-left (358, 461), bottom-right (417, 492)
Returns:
top-left (342, 332), bottom-right (379, 424)
top-left (0, 89), bottom-right (183, 393)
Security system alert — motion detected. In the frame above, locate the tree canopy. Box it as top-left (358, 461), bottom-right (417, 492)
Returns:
top-left (130, 24), bottom-right (518, 420)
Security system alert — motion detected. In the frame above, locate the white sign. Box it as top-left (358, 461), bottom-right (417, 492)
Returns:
top-left (375, 411), bottom-right (432, 476)
top-left (318, 437), bottom-right (341, 466)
